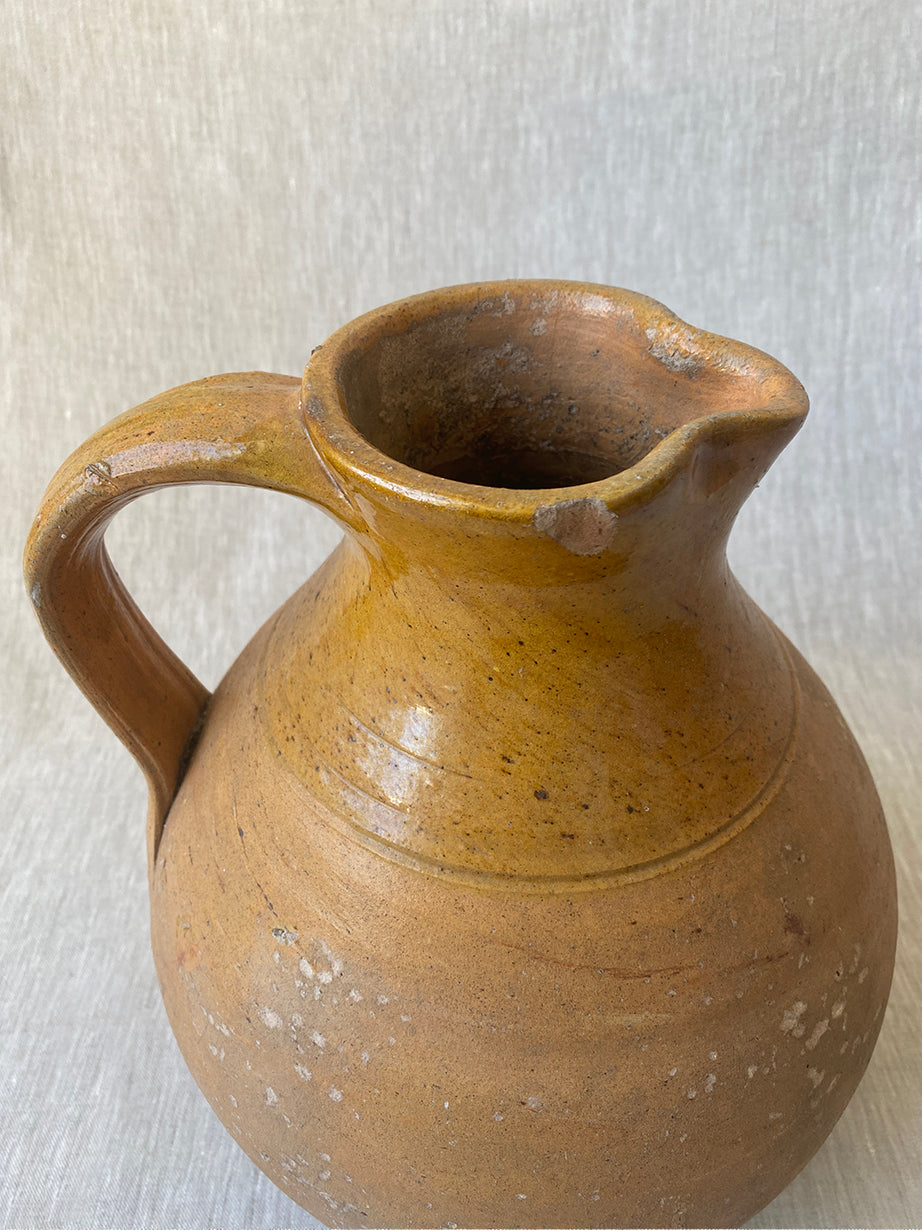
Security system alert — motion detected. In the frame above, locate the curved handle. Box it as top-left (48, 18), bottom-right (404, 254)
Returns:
top-left (24, 371), bottom-right (358, 864)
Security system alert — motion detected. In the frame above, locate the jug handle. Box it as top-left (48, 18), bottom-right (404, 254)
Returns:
top-left (24, 371), bottom-right (353, 865)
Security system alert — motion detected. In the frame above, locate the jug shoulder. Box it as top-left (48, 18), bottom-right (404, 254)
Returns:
top-left (166, 545), bottom-right (869, 891)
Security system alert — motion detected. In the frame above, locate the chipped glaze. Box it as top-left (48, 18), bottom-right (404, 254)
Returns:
top-left (24, 282), bottom-right (897, 1228)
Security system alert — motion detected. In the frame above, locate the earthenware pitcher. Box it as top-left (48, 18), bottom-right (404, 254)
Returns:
top-left (25, 282), bottom-right (897, 1228)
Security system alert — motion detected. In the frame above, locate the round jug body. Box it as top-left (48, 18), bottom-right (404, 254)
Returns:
top-left (151, 553), bottom-right (896, 1230)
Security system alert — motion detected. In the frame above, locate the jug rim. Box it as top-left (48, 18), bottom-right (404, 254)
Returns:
top-left (301, 279), bottom-right (808, 525)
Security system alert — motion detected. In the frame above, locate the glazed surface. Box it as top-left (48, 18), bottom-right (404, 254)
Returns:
top-left (25, 282), bottom-right (897, 1228)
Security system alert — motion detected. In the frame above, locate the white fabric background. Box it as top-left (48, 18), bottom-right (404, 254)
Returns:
top-left (2, 2), bottom-right (919, 1227)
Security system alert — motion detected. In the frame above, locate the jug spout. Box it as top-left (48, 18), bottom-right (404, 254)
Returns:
top-left (301, 281), bottom-right (807, 595)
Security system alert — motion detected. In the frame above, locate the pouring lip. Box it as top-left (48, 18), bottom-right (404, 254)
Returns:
top-left (301, 279), bottom-right (809, 524)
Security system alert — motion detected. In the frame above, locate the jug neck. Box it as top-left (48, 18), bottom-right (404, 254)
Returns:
top-left (300, 281), bottom-right (807, 600)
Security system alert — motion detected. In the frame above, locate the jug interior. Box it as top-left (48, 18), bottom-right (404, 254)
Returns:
top-left (335, 290), bottom-right (738, 489)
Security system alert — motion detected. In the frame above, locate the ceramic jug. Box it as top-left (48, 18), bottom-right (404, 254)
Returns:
top-left (25, 282), bottom-right (897, 1229)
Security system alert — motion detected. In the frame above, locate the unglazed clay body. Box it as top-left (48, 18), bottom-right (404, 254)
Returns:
top-left (25, 283), bottom-right (897, 1228)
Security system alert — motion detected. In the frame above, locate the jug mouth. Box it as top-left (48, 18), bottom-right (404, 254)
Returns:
top-left (302, 281), bottom-right (808, 523)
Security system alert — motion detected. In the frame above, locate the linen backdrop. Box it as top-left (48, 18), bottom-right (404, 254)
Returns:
top-left (2, 2), bottom-right (920, 1227)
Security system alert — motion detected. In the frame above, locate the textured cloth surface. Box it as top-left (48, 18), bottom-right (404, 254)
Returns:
top-left (2, 2), bottom-right (920, 1227)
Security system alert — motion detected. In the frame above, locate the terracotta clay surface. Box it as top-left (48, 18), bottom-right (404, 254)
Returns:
top-left (24, 282), bottom-right (897, 1228)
